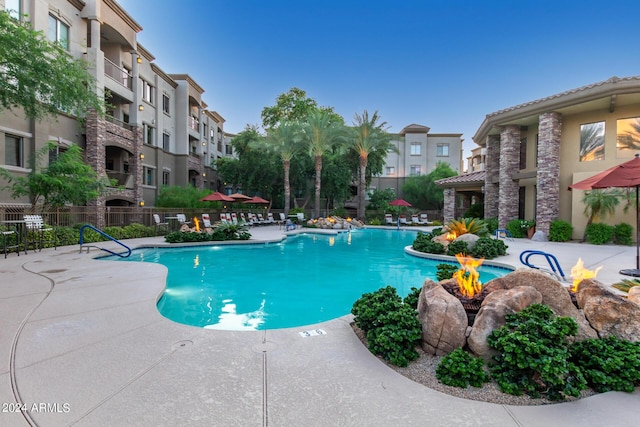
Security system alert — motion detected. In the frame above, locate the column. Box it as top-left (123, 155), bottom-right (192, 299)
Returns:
top-left (498, 125), bottom-right (520, 228)
top-left (536, 112), bottom-right (562, 236)
top-left (483, 134), bottom-right (500, 219)
top-left (443, 188), bottom-right (456, 224)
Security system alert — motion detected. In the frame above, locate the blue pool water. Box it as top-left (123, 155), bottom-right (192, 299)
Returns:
top-left (103, 229), bottom-right (511, 330)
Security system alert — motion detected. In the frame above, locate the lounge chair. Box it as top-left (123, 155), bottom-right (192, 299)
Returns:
top-left (419, 213), bottom-right (432, 225)
top-left (266, 213), bottom-right (276, 225)
top-left (411, 214), bottom-right (421, 225)
top-left (225, 213), bottom-right (232, 223)
top-left (153, 214), bottom-right (169, 232)
top-left (399, 214), bottom-right (408, 226)
top-left (202, 214), bottom-right (213, 228)
top-left (231, 212), bottom-right (239, 225)
top-left (219, 213), bottom-right (228, 224)
top-left (239, 212), bottom-right (250, 225)
top-left (176, 214), bottom-right (191, 227)
top-left (24, 214), bottom-right (57, 251)
top-left (296, 212), bottom-right (305, 224)
top-left (257, 213), bottom-right (268, 224)
top-left (384, 213), bottom-right (394, 225)
top-left (278, 213), bottom-right (286, 226)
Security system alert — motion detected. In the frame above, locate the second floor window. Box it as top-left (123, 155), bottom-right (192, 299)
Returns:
top-left (385, 166), bottom-right (395, 176)
top-left (143, 166), bottom-right (155, 186)
top-left (410, 142), bottom-right (421, 155)
top-left (6, 0), bottom-right (21, 19)
top-left (48, 14), bottom-right (69, 50)
top-left (5, 134), bottom-right (23, 167)
top-left (142, 80), bottom-right (154, 103)
top-left (163, 133), bottom-right (170, 151)
top-left (162, 94), bottom-right (170, 114)
top-left (437, 144), bottom-right (449, 157)
top-left (162, 170), bottom-right (170, 186)
top-left (143, 123), bottom-right (154, 145)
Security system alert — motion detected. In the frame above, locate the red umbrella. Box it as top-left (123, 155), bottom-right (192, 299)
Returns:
top-left (389, 198), bottom-right (412, 207)
top-left (201, 191), bottom-right (234, 202)
top-left (569, 154), bottom-right (640, 275)
top-left (243, 196), bottom-right (270, 204)
top-left (228, 193), bottom-right (252, 201)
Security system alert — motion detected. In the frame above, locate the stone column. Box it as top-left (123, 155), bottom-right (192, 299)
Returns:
top-left (484, 134), bottom-right (500, 219)
top-left (85, 110), bottom-right (106, 228)
top-left (498, 125), bottom-right (520, 228)
top-left (443, 188), bottom-right (456, 224)
top-left (536, 112), bottom-right (562, 236)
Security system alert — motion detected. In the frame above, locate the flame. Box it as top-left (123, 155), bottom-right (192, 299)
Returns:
top-left (446, 232), bottom-right (457, 241)
top-left (329, 237), bottom-right (335, 246)
top-left (570, 258), bottom-right (602, 292)
top-left (194, 217), bottom-right (200, 232)
top-left (453, 253), bottom-right (484, 298)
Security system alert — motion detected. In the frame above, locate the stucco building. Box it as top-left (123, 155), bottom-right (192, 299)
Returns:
top-left (439, 76), bottom-right (640, 240)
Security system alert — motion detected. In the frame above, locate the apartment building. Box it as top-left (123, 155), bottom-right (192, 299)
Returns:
top-left (0, 0), bottom-right (233, 223)
top-left (369, 124), bottom-right (463, 197)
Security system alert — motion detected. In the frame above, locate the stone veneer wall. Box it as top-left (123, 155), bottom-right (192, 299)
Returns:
top-left (498, 125), bottom-right (521, 228)
top-left (188, 154), bottom-right (204, 188)
top-left (484, 134), bottom-right (500, 219)
top-left (443, 188), bottom-right (456, 224)
top-left (536, 112), bottom-right (562, 235)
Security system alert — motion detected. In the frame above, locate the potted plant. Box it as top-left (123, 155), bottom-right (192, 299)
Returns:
top-left (521, 219), bottom-right (536, 238)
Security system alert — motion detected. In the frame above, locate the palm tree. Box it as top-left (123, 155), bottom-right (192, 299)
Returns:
top-left (265, 121), bottom-right (302, 215)
top-left (348, 110), bottom-right (391, 219)
top-left (303, 110), bottom-right (344, 218)
top-left (580, 188), bottom-right (624, 241)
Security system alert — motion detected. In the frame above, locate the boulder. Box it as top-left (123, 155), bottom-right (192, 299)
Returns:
top-left (467, 286), bottom-right (542, 362)
top-left (628, 286), bottom-right (640, 306)
top-left (454, 233), bottom-right (479, 251)
top-left (432, 233), bottom-right (450, 248)
top-left (483, 269), bottom-right (597, 340)
top-left (576, 279), bottom-right (640, 342)
top-left (531, 230), bottom-right (548, 242)
top-left (417, 279), bottom-right (467, 355)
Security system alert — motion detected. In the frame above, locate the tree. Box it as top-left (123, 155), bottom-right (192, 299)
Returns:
top-left (261, 87), bottom-right (342, 129)
top-left (367, 188), bottom-right (396, 211)
top-left (0, 11), bottom-right (104, 119)
top-left (402, 162), bottom-right (457, 210)
top-left (347, 110), bottom-right (391, 219)
top-left (265, 121), bottom-right (303, 214)
top-left (0, 142), bottom-right (111, 211)
top-left (580, 189), bottom-right (625, 242)
top-left (302, 109), bottom-right (346, 218)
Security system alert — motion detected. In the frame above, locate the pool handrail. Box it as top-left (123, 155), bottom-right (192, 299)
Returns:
top-left (79, 224), bottom-right (131, 258)
top-left (519, 249), bottom-right (566, 281)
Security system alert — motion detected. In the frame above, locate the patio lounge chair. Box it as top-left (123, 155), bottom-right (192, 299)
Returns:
top-left (202, 214), bottom-right (213, 228)
top-left (399, 214), bottom-right (408, 226)
top-left (384, 213), bottom-right (394, 225)
top-left (419, 213), bottom-right (432, 225)
top-left (266, 213), bottom-right (276, 225)
top-left (176, 214), bottom-right (191, 227)
top-left (257, 213), bottom-right (268, 224)
top-left (278, 212), bottom-right (286, 227)
top-left (219, 213), bottom-right (228, 224)
top-left (231, 212), bottom-right (239, 225)
top-left (296, 212), bottom-right (305, 224)
top-left (153, 214), bottom-right (169, 232)
top-left (411, 214), bottom-right (421, 225)
top-left (239, 212), bottom-right (250, 225)
top-left (24, 214), bottom-right (57, 251)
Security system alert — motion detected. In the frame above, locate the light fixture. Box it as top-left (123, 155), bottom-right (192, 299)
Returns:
top-left (139, 200), bottom-right (145, 207)
top-left (137, 57), bottom-right (142, 64)
top-left (202, 172), bottom-right (206, 177)
top-left (202, 141), bottom-right (206, 146)
top-left (139, 153), bottom-right (144, 160)
top-left (138, 104), bottom-right (144, 111)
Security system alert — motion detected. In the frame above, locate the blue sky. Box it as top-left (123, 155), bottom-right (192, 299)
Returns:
top-left (117, 0), bottom-right (640, 162)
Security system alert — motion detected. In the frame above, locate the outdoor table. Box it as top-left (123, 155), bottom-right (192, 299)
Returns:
top-left (2, 220), bottom-right (27, 255)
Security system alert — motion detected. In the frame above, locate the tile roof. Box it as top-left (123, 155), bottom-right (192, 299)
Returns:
top-left (435, 170), bottom-right (485, 186)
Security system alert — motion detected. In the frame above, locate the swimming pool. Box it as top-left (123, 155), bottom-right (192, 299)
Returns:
top-left (105, 229), bottom-right (511, 330)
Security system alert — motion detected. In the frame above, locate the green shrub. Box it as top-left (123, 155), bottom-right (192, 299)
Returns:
top-left (123, 223), bottom-right (155, 238)
top-left (368, 218), bottom-right (382, 225)
top-left (469, 237), bottom-right (507, 259)
top-left (164, 223), bottom-right (251, 244)
top-left (102, 226), bottom-right (126, 240)
top-left (436, 263), bottom-right (459, 281)
top-left (403, 287), bottom-right (421, 310)
top-left (611, 278), bottom-right (640, 293)
top-left (463, 203), bottom-right (484, 219)
top-left (436, 348), bottom-right (490, 388)
top-left (585, 223), bottom-right (614, 245)
top-left (351, 286), bottom-right (402, 333)
top-left (570, 336), bottom-right (640, 393)
top-left (505, 219), bottom-right (531, 238)
top-left (365, 303), bottom-right (422, 367)
top-left (56, 227), bottom-right (80, 246)
top-left (412, 232), bottom-right (445, 254)
top-left (613, 222), bottom-right (634, 246)
top-left (445, 217), bottom-right (487, 237)
top-left (487, 304), bottom-right (586, 400)
top-left (329, 207), bottom-right (349, 218)
top-left (446, 240), bottom-right (468, 256)
top-left (484, 217), bottom-right (499, 235)
top-left (549, 219), bottom-right (573, 242)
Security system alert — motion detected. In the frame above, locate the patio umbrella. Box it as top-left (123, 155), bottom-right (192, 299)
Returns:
top-left (243, 196), bottom-right (270, 204)
top-left (200, 191), bottom-right (234, 202)
top-left (389, 198), bottom-right (412, 207)
top-left (228, 193), bottom-right (252, 201)
top-left (569, 154), bottom-right (640, 276)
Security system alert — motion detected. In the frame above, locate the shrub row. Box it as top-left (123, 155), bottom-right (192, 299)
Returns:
top-left (586, 222), bottom-right (633, 245)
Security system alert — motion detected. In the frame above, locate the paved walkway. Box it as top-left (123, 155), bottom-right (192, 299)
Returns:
top-left (0, 226), bottom-right (637, 426)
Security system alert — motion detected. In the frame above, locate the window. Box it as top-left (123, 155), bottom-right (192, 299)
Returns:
top-left (6, 0), bottom-right (21, 19)
top-left (410, 142), bottom-right (421, 155)
top-left (385, 166), bottom-right (395, 176)
top-left (141, 80), bottom-right (154, 103)
top-left (162, 170), bottom-right (170, 186)
top-left (143, 166), bottom-right (155, 186)
top-left (48, 144), bottom-right (67, 165)
top-left (519, 137), bottom-right (527, 169)
top-left (5, 134), bottom-right (23, 167)
top-left (162, 94), bottom-right (170, 114)
top-left (580, 121), bottom-right (605, 162)
top-left (225, 145), bottom-right (233, 155)
top-left (48, 14), bottom-right (69, 50)
top-left (143, 123), bottom-right (154, 145)
top-left (162, 132), bottom-right (170, 151)
top-left (437, 144), bottom-right (449, 157)
top-left (410, 165), bottom-right (422, 176)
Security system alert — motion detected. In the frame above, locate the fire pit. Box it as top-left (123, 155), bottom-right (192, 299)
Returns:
top-left (441, 253), bottom-right (487, 325)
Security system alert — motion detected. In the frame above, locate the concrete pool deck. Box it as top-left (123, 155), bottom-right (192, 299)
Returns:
top-left (0, 225), bottom-right (638, 426)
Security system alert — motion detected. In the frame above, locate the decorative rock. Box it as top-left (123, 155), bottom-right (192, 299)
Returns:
top-left (531, 230), bottom-right (548, 242)
top-left (628, 286), bottom-right (640, 306)
top-left (432, 233), bottom-right (450, 247)
top-left (309, 216), bottom-right (364, 230)
top-left (417, 279), bottom-right (468, 356)
top-left (453, 233), bottom-right (479, 250)
top-left (575, 279), bottom-right (640, 342)
top-left (483, 269), bottom-right (597, 340)
top-left (467, 286), bottom-right (542, 362)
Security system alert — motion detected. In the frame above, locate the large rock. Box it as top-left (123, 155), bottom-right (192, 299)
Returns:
top-left (467, 286), bottom-right (542, 362)
top-left (483, 269), bottom-right (597, 340)
top-left (576, 279), bottom-right (640, 342)
top-left (417, 279), bottom-right (468, 356)
top-left (453, 233), bottom-right (479, 251)
top-left (628, 286), bottom-right (640, 306)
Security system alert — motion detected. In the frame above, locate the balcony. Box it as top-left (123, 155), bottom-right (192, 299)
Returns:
top-left (106, 170), bottom-right (133, 187)
top-left (189, 116), bottom-right (199, 131)
top-left (104, 58), bottom-right (132, 89)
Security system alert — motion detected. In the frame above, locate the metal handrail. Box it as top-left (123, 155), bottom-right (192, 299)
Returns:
top-left (519, 250), bottom-right (566, 281)
top-left (79, 224), bottom-right (131, 258)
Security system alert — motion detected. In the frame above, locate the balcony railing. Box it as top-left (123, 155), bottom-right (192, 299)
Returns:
top-left (104, 58), bottom-right (132, 90)
top-left (189, 116), bottom-right (199, 131)
top-left (106, 170), bottom-right (132, 186)
top-left (105, 115), bottom-right (135, 131)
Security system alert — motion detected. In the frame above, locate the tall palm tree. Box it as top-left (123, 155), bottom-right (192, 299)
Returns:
top-left (265, 121), bottom-right (301, 215)
top-left (349, 110), bottom-right (391, 219)
top-left (581, 188), bottom-right (624, 241)
top-left (303, 110), bottom-right (344, 218)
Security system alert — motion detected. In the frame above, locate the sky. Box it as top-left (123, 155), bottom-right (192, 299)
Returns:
top-left (116, 0), bottom-right (640, 163)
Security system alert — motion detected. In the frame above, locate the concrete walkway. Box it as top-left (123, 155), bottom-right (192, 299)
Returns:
top-left (0, 226), bottom-right (637, 426)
